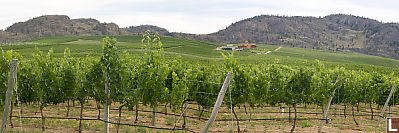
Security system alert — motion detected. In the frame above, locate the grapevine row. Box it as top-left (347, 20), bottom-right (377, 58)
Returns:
top-left (1, 32), bottom-right (398, 132)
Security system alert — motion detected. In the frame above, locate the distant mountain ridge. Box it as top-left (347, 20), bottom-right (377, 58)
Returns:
top-left (4, 15), bottom-right (123, 40)
top-left (0, 15), bottom-right (169, 43)
top-left (1, 14), bottom-right (399, 60)
top-left (170, 14), bottom-right (399, 59)
top-left (123, 25), bottom-right (170, 35)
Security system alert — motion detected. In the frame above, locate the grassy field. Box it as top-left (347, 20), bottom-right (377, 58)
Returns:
top-left (1, 35), bottom-right (399, 75)
top-left (0, 35), bottom-right (226, 58)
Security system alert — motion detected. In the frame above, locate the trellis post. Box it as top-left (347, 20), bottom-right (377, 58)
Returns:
top-left (104, 71), bottom-right (110, 133)
top-left (376, 84), bottom-right (396, 127)
top-left (1, 59), bottom-right (18, 133)
top-left (318, 76), bottom-right (340, 133)
top-left (201, 71), bottom-right (232, 133)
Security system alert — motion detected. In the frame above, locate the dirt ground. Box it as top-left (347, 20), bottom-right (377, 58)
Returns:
top-left (1, 101), bottom-right (393, 132)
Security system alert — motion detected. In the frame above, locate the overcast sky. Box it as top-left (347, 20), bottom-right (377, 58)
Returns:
top-left (1, 0), bottom-right (398, 34)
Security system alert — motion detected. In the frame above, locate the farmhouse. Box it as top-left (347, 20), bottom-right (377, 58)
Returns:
top-left (217, 45), bottom-right (241, 50)
top-left (238, 41), bottom-right (257, 49)
top-left (217, 41), bottom-right (256, 51)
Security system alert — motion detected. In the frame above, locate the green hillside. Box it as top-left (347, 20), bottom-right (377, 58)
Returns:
top-left (1, 35), bottom-right (399, 75)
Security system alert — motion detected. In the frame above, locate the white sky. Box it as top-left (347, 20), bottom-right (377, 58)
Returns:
top-left (0, 0), bottom-right (398, 34)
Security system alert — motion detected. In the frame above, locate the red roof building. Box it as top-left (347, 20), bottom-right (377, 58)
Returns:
top-left (238, 41), bottom-right (257, 49)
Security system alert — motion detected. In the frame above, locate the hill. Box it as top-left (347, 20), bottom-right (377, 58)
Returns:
top-left (2, 15), bottom-right (124, 43)
top-left (170, 14), bottom-right (399, 60)
top-left (123, 25), bottom-right (170, 35)
top-left (2, 14), bottom-right (399, 60)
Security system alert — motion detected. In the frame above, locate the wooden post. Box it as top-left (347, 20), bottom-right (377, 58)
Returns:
top-left (317, 88), bottom-right (337, 133)
top-left (152, 107), bottom-right (156, 126)
top-left (376, 84), bottom-right (396, 127)
top-left (182, 102), bottom-right (188, 128)
top-left (318, 76), bottom-right (340, 133)
top-left (201, 71), bottom-right (232, 133)
top-left (104, 71), bottom-right (110, 133)
top-left (78, 100), bottom-right (84, 133)
top-left (289, 107), bottom-right (291, 123)
top-left (334, 104), bottom-right (337, 117)
top-left (1, 59), bottom-right (18, 133)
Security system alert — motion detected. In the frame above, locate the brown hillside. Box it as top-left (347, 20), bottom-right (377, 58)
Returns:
top-left (170, 14), bottom-right (399, 59)
top-left (3, 15), bottom-right (123, 42)
top-left (123, 25), bottom-right (170, 36)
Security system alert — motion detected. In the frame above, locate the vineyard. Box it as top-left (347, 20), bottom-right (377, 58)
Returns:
top-left (1, 32), bottom-right (399, 132)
